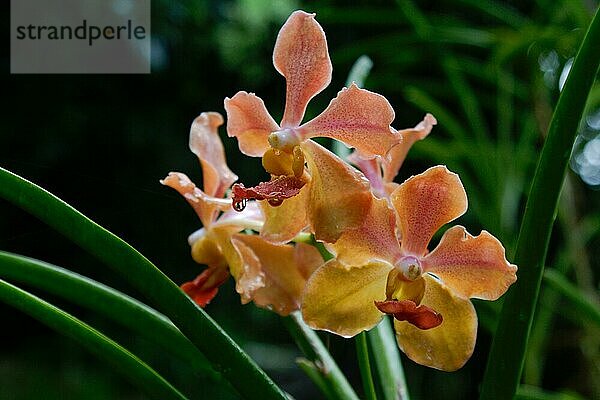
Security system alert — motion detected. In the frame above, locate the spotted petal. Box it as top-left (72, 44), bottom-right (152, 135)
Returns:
top-left (382, 114), bottom-right (436, 183)
top-left (224, 91), bottom-right (279, 157)
top-left (329, 197), bottom-right (401, 267)
top-left (260, 184), bottom-right (310, 244)
top-left (394, 275), bottom-right (477, 371)
top-left (273, 10), bottom-right (332, 128)
top-left (302, 140), bottom-right (372, 243)
top-left (299, 84), bottom-right (398, 159)
top-left (231, 235), bottom-right (323, 315)
top-left (391, 166), bottom-right (467, 256)
top-left (302, 259), bottom-right (391, 337)
top-left (189, 112), bottom-right (238, 198)
top-left (422, 226), bottom-right (517, 300)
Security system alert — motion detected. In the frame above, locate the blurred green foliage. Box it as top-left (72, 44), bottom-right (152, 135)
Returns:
top-left (1, 0), bottom-right (598, 399)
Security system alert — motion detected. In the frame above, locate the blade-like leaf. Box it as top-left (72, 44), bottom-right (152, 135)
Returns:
top-left (0, 251), bottom-right (227, 385)
top-left (0, 278), bottom-right (187, 400)
top-left (480, 9), bottom-right (600, 400)
top-left (0, 166), bottom-right (287, 400)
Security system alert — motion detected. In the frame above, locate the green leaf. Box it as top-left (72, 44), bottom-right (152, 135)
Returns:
top-left (0, 250), bottom-right (225, 384)
top-left (0, 166), bottom-right (287, 400)
top-left (480, 9), bottom-right (600, 400)
top-left (0, 278), bottom-right (187, 400)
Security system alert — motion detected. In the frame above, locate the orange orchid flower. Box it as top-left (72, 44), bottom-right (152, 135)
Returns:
top-left (225, 10), bottom-right (399, 243)
top-left (162, 112), bottom-right (323, 315)
top-left (302, 166), bottom-right (517, 371)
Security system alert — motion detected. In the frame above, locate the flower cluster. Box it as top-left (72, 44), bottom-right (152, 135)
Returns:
top-left (164, 10), bottom-right (517, 371)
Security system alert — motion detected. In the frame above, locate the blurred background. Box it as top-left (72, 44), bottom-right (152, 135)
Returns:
top-left (1, 0), bottom-right (598, 399)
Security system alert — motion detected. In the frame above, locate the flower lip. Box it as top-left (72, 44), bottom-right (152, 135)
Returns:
top-left (396, 255), bottom-right (422, 281)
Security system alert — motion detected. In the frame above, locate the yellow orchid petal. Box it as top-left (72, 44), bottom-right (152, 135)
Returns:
top-left (423, 226), bottom-right (517, 300)
top-left (302, 140), bottom-right (373, 243)
top-left (299, 84), bottom-right (399, 159)
top-left (329, 197), bottom-right (401, 267)
top-left (231, 235), bottom-right (323, 316)
top-left (189, 112), bottom-right (238, 198)
top-left (161, 172), bottom-right (231, 227)
top-left (209, 226), bottom-right (244, 279)
top-left (224, 91), bottom-right (279, 157)
top-left (391, 166), bottom-right (467, 256)
top-left (394, 275), bottom-right (477, 371)
top-left (382, 114), bottom-right (436, 183)
top-left (302, 259), bottom-right (392, 337)
top-left (260, 184), bottom-right (309, 244)
top-left (273, 10), bottom-right (332, 128)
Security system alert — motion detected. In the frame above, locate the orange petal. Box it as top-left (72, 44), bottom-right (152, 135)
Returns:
top-left (299, 84), bottom-right (399, 159)
top-left (181, 266), bottom-right (230, 307)
top-left (301, 259), bottom-right (391, 337)
top-left (302, 140), bottom-right (373, 243)
top-left (329, 197), bottom-right (401, 266)
top-left (231, 234), bottom-right (323, 316)
top-left (161, 172), bottom-right (231, 227)
top-left (224, 91), bottom-right (279, 157)
top-left (260, 184), bottom-right (309, 244)
top-left (189, 112), bottom-right (238, 198)
top-left (231, 176), bottom-right (307, 211)
top-left (423, 226), bottom-right (517, 300)
top-left (375, 299), bottom-right (442, 330)
top-left (382, 114), bottom-right (436, 183)
top-left (394, 275), bottom-right (477, 371)
top-left (391, 166), bottom-right (467, 256)
top-left (273, 10), bottom-right (332, 128)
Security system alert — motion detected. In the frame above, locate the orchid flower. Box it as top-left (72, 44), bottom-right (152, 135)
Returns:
top-left (225, 10), bottom-right (398, 243)
top-left (162, 112), bottom-right (323, 315)
top-left (301, 166), bottom-right (517, 370)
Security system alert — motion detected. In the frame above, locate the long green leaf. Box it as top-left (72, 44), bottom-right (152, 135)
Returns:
top-left (0, 278), bottom-right (187, 400)
top-left (0, 166), bottom-right (287, 400)
top-left (0, 251), bottom-right (225, 384)
top-left (480, 9), bottom-right (600, 400)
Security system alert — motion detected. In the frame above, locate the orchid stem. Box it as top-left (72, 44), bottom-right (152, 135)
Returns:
top-left (356, 332), bottom-right (378, 400)
top-left (283, 312), bottom-right (360, 400)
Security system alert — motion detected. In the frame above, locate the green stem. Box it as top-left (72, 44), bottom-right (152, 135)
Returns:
top-left (479, 9), bottom-right (600, 400)
top-left (0, 251), bottom-right (223, 384)
top-left (0, 279), bottom-right (187, 400)
top-left (356, 332), bottom-right (377, 400)
top-left (0, 166), bottom-right (287, 400)
top-left (283, 312), bottom-right (359, 400)
top-left (368, 318), bottom-right (410, 400)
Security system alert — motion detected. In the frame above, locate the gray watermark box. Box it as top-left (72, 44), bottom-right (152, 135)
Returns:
top-left (11, 0), bottom-right (151, 74)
